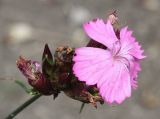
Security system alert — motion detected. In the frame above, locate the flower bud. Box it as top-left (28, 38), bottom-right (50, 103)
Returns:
top-left (16, 56), bottom-right (53, 95)
top-left (64, 82), bottom-right (104, 107)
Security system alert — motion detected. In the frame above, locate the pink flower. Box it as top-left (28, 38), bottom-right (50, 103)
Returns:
top-left (73, 18), bottom-right (145, 104)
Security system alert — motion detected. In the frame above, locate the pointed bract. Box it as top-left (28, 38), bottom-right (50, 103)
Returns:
top-left (42, 44), bottom-right (54, 77)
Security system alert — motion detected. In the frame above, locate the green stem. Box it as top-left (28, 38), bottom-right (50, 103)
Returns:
top-left (5, 94), bottom-right (42, 119)
top-left (79, 102), bottom-right (85, 113)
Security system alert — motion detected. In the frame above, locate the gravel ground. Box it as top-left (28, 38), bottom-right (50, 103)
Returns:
top-left (0, 0), bottom-right (160, 119)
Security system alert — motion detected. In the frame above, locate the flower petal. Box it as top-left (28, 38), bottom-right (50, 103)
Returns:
top-left (130, 59), bottom-right (141, 89)
top-left (73, 47), bottom-right (111, 85)
top-left (99, 61), bottom-right (131, 104)
top-left (83, 19), bottom-right (118, 49)
top-left (119, 27), bottom-right (146, 59)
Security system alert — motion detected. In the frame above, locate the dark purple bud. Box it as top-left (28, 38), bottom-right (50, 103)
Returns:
top-left (64, 81), bottom-right (104, 107)
top-left (54, 46), bottom-right (74, 66)
top-left (16, 56), bottom-right (53, 95)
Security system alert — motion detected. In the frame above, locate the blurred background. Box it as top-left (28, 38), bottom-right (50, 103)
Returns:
top-left (0, 0), bottom-right (160, 119)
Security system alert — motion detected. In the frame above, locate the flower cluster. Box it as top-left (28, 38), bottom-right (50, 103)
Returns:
top-left (17, 12), bottom-right (145, 107)
top-left (17, 44), bottom-right (103, 107)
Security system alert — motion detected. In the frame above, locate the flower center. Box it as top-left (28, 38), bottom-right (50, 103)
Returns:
top-left (111, 41), bottom-right (130, 68)
top-left (111, 41), bottom-right (121, 57)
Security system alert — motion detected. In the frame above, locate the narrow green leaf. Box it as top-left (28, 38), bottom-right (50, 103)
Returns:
top-left (15, 80), bottom-right (40, 95)
top-left (15, 80), bottom-right (30, 93)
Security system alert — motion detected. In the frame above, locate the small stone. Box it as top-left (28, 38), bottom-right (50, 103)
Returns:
top-left (69, 6), bottom-right (90, 25)
top-left (6, 22), bottom-right (33, 44)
